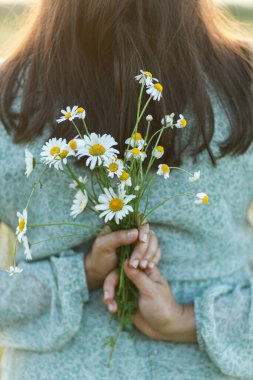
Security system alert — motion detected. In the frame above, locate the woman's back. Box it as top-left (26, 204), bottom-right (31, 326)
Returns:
top-left (0, 82), bottom-right (253, 379)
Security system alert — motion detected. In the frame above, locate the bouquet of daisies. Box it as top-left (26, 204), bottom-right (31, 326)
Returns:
top-left (12, 70), bottom-right (208, 365)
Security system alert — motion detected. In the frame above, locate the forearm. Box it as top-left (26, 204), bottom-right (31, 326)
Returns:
top-left (167, 303), bottom-right (197, 343)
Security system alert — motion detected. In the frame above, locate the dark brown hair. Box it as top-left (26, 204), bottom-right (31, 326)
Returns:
top-left (0, 0), bottom-right (252, 165)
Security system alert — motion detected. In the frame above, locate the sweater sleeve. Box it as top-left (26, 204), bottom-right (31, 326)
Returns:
top-left (0, 248), bottom-right (90, 352)
top-left (194, 269), bottom-right (253, 379)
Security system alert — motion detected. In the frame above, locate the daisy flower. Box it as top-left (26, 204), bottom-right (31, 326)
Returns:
top-left (135, 70), bottom-right (158, 86)
top-left (125, 132), bottom-right (146, 149)
top-left (146, 115), bottom-right (153, 122)
top-left (16, 209), bottom-right (27, 243)
top-left (146, 82), bottom-right (163, 101)
top-left (68, 136), bottom-right (85, 153)
top-left (195, 193), bottom-right (209, 205)
top-left (56, 106), bottom-right (78, 123)
top-left (157, 164), bottom-right (170, 179)
top-left (69, 176), bottom-right (88, 189)
top-left (76, 107), bottom-right (86, 120)
top-left (135, 185), bottom-right (140, 191)
top-left (76, 133), bottom-right (119, 170)
top-left (22, 236), bottom-right (32, 260)
top-left (152, 146), bottom-right (164, 159)
top-left (104, 158), bottom-right (124, 179)
top-left (95, 187), bottom-right (136, 225)
top-left (70, 190), bottom-right (88, 218)
top-left (25, 149), bottom-right (36, 178)
top-left (6, 266), bottom-right (23, 276)
top-left (119, 171), bottom-right (132, 187)
top-left (176, 114), bottom-right (187, 128)
top-left (189, 171), bottom-right (201, 183)
top-left (40, 138), bottom-right (72, 170)
top-left (161, 113), bottom-right (175, 128)
top-left (126, 148), bottom-right (146, 161)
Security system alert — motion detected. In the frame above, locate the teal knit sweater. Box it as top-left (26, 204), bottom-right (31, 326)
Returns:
top-left (0, 82), bottom-right (253, 379)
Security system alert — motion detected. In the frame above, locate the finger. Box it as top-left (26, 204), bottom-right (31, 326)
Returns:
top-left (140, 230), bottom-right (159, 269)
top-left (124, 260), bottom-right (154, 296)
top-left (98, 224), bottom-right (111, 237)
top-left (93, 228), bottom-right (138, 254)
top-left (102, 298), bottom-right (118, 313)
top-left (138, 218), bottom-right (149, 243)
top-left (103, 269), bottom-right (119, 303)
top-left (129, 222), bottom-right (150, 268)
top-left (143, 265), bottom-right (166, 285)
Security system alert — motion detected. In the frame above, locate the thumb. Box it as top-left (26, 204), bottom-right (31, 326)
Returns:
top-left (124, 260), bottom-right (154, 296)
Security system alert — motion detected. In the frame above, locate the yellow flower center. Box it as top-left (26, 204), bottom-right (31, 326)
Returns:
top-left (50, 146), bottom-right (61, 156)
top-left (19, 218), bottom-right (25, 232)
top-left (144, 71), bottom-right (152, 78)
top-left (109, 163), bottom-right (118, 172)
top-left (120, 171), bottom-right (130, 181)
top-left (154, 83), bottom-right (163, 93)
top-left (64, 112), bottom-right (72, 119)
top-left (156, 146), bottom-right (164, 153)
top-left (109, 198), bottom-right (124, 212)
top-left (161, 164), bottom-right (170, 173)
top-left (89, 144), bottom-right (106, 156)
top-left (132, 132), bottom-right (143, 140)
top-left (59, 150), bottom-right (68, 159)
top-left (77, 107), bottom-right (85, 114)
top-left (132, 148), bottom-right (140, 156)
top-left (202, 195), bottom-right (209, 205)
top-left (181, 118), bottom-right (187, 127)
top-left (69, 140), bottom-right (77, 150)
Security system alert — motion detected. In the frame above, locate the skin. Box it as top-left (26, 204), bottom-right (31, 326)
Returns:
top-left (85, 224), bottom-right (197, 343)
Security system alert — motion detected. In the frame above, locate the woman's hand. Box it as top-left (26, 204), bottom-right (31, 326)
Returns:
top-left (85, 221), bottom-right (159, 291)
top-left (103, 261), bottom-right (197, 343)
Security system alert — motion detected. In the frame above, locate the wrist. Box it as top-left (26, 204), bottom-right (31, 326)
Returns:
top-left (166, 302), bottom-right (197, 343)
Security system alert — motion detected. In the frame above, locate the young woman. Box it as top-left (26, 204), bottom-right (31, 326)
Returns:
top-left (0, 0), bottom-right (252, 379)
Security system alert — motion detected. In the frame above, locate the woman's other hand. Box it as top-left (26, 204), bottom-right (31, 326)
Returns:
top-left (103, 260), bottom-right (196, 343)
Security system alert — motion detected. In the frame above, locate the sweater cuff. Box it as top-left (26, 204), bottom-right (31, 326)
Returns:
top-left (52, 250), bottom-right (90, 304)
top-left (193, 296), bottom-right (206, 352)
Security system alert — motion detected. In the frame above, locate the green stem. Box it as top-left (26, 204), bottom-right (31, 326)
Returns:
top-left (170, 167), bottom-right (194, 176)
top-left (106, 323), bottom-right (124, 368)
top-left (25, 166), bottom-right (48, 210)
top-left (31, 233), bottom-right (97, 246)
top-left (66, 164), bottom-right (96, 205)
top-left (82, 119), bottom-right (90, 137)
top-left (142, 175), bottom-right (156, 220)
top-left (71, 120), bottom-right (82, 139)
top-left (144, 124), bottom-right (173, 154)
top-left (144, 193), bottom-right (196, 219)
top-left (27, 222), bottom-right (100, 231)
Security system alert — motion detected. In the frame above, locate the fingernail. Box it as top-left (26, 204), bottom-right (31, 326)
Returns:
top-left (104, 291), bottom-right (110, 300)
top-left (128, 229), bottom-right (137, 240)
top-left (130, 259), bottom-right (139, 268)
top-left (140, 232), bottom-right (148, 243)
top-left (140, 260), bottom-right (148, 268)
top-left (148, 261), bottom-right (155, 269)
top-left (108, 303), bottom-right (114, 312)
